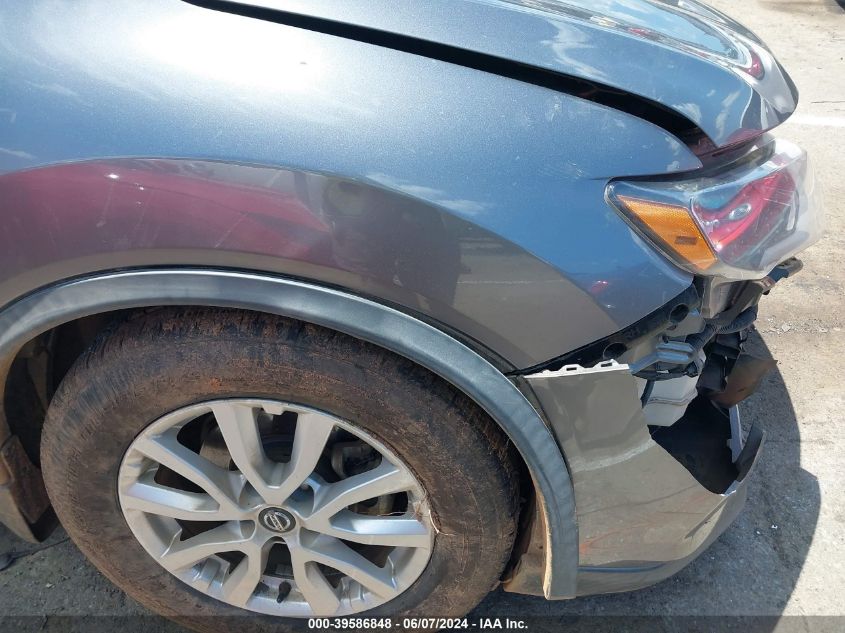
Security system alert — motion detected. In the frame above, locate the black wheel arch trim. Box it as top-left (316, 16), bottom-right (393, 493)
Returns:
top-left (0, 268), bottom-right (578, 599)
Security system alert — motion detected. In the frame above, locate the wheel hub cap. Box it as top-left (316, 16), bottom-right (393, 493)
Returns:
top-left (258, 507), bottom-right (296, 533)
top-left (117, 399), bottom-right (434, 617)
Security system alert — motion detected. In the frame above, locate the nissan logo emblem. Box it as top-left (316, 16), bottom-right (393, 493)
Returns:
top-left (258, 507), bottom-right (296, 533)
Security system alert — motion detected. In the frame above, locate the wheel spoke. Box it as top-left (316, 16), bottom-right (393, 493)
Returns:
top-left (132, 431), bottom-right (244, 516)
top-left (320, 510), bottom-right (431, 548)
top-left (160, 523), bottom-right (252, 571)
top-left (122, 474), bottom-right (235, 521)
top-left (266, 411), bottom-right (335, 505)
top-left (298, 532), bottom-right (398, 599)
top-left (220, 540), bottom-right (271, 607)
top-left (290, 549), bottom-right (341, 616)
top-left (309, 460), bottom-right (414, 522)
top-left (212, 402), bottom-right (278, 500)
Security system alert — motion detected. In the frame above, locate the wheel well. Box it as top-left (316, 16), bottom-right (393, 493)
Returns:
top-left (5, 306), bottom-right (536, 537)
top-left (5, 309), bottom-right (132, 466)
top-left (0, 269), bottom-right (570, 595)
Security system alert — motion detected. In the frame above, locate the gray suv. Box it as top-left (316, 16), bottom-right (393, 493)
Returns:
top-left (0, 0), bottom-right (823, 628)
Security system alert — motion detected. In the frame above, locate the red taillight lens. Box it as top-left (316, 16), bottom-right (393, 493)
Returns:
top-left (695, 169), bottom-right (796, 261)
top-left (608, 139), bottom-right (822, 279)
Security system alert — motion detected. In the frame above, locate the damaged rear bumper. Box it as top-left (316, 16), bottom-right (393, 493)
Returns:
top-left (521, 360), bottom-right (764, 596)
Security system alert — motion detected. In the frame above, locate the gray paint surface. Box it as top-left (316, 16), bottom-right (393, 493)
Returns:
top-left (0, 0), bottom-right (802, 367)
top-left (0, 158), bottom-right (629, 369)
top-left (0, 0), bottom-right (709, 368)
top-left (221, 0), bottom-right (798, 146)
top-left (527, 361), bottom-right (762, 595)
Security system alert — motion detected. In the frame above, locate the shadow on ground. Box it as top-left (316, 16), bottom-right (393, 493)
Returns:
top-left (762, 0), bottom-right (845, 13)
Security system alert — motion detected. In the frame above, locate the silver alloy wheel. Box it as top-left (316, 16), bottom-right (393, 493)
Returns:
top-left (117, 399), bottom-right (434, 617)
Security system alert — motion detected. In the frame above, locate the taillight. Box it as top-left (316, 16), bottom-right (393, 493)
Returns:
top-left (608, 139), bottom-right (823, 280)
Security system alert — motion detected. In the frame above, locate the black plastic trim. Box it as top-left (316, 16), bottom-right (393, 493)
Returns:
top-left (513, 285), bottom-right (701, 376)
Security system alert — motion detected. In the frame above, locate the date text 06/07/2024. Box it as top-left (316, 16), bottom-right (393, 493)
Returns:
top-left (307, 618), bottom-right (529, 630)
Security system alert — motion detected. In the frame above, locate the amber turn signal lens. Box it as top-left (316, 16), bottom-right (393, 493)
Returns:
top-left (616, 196), bottom-right (717, 271)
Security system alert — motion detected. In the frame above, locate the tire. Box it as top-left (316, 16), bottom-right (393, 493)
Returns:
top-left (40, 307), bottom-right (519, 632)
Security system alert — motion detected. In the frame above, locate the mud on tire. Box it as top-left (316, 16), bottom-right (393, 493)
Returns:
top-left (40, 307), bottom-right (520, 632)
